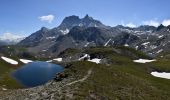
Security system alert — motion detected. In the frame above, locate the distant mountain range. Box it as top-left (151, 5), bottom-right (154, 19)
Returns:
top-left (18, 15), bottom-right (170, 57)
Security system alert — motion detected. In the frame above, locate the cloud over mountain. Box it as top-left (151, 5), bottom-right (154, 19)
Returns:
top-left (0, 32), bottom-right (25, 43)
top-left (143, 20), bottom-right (160, 27)
top-left (126, 22), bottom-right (136, 28)
top-left (162, 19), bottom-right (170, 26)
top-left (38, 15), bottom-right (55, 23)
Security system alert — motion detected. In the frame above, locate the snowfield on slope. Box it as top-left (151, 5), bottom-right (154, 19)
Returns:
top-left (79, 54), bottom-right (90, 60)
top-left (19, 59), bottom-right (33, 64)
top-left (133, 59), bottom-right (156, 63)
top-left (84, 42), bottom-right (89, 47)
top-left (151, 72), bottom-right (170, 79)
top-left (78, 54), bottom-right (101, 64)
top-left (1, 56), bottom-right (18, 65)
top-left (104, 39), bottom-right (111, 46)
top-left (88, 58), bottom-right (101, 64)
top-left (124, 44), bottom-right (129, 47)
top-left (53, 58), bottom-right (62, 62)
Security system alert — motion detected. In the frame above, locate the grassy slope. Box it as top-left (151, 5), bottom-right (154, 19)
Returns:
top-left (0, 59), bottom-right (22, 89)
top-left (1, 46), bottom-right (170, 99)
top-left (64, 61), bottom-right (170, 100)
top-left (0, 46), bottom-right (34, 89)
top-left (61, 47), bottom-right (170, 100)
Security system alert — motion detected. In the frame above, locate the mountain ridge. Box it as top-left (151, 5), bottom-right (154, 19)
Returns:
top-left (18, 15), bottom-right (170, 57)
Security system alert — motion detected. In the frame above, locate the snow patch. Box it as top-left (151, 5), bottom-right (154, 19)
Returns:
top-left (133, 59), bottom-right (156, 63)
top-left (158, 35), bottom-right (164, 38)
top-left (157, 49), bottom-right (163, 54)
top-left (53, 58), bottom-right (62, 62)
top-left (84, 42), bottom-right (89, 47)
top-left (88, 58), bottom-right (101, 64)
top-left (79, 54), bottom-right (90, 60)
top-left (124, 44), bottom-right (129, 47)
top-left (42, 49), bottom-right (47, 52)
top-left (60, 29), bottom-right (69, 35)
top-left (46, 36), bottom-right (56, 40)
top-left (167, 29), bottom-right (170, 32)
top-left (104, 39), bottom-right (111, 46)
top-left (78, 23), bottom-right (83, 26)
top-left (150, 45), bottom-right (157, 49)
top-left (151, 72), bottom-right (170, 79)
top-left (19, 59), bottom-right (33, 64)
top-left (94, 24), bottom-right (98, 27)
top-left (121, 29), bottom-right (133, 33)
top-left (135, 46), bottom-right (139, 50)
top-left (1, 56), bottom-right (18, 65)
top-left (142, 42), bottom-right (150, 46)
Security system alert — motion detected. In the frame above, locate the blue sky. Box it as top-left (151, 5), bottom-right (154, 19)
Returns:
top-left (0, 0), bottom-right (170, 37)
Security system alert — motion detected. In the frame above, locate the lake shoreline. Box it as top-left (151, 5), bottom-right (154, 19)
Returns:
top-left (0, 75), bottom-right (74, 99)
top-left (12, 61), bottom-right (64, 87)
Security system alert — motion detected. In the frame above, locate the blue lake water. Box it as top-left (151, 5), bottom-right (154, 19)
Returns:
top-left (12, 61), bottom-right (64, 87)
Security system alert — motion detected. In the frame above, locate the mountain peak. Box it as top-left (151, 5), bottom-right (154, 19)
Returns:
top-left (58, 15), bottom-right (106, 30)
top-left (83, 14), bottom-right (93, 20)
top-left (115, 25), bottom-right (125, 28)
top-left (167, 25), bottom-right (170, 29)
top-left (63, 15), bottom-right (80, 21)
top-left (157, 24), bottom-right (165, 31)
top-left (59, 15), bottom-right (80, 29)
top-left (84, 14), bottom-right (89, 18)
top-left (40, 27), bottom-right (49, 32)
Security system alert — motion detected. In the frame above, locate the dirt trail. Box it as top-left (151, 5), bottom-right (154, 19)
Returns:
top-left (66, 69), bottom-right (92, 86)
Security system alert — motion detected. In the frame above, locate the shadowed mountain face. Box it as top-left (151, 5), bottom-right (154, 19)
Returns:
top-left (18, 15), bottom-right (107, 53)
top-left (48, 26), bottom-right (123, 55)
top-left (18, 15), bottom-right (170, 57)
top-left (58, 14), bottom-right (107, 30)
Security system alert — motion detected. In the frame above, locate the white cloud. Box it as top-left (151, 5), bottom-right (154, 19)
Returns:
top-left (162, 19), bottom-right (170, 26)
top-left (0, 32), bottom-right (24, 41)
top-left (38, 14), bottom-right (55, 23)
top-left (142, 20), bottom-right (160, 27)
top-left (125, 23), bottom-right (136, 28)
